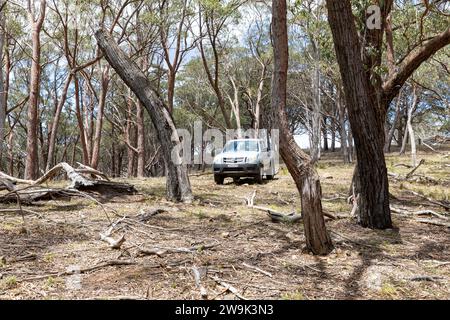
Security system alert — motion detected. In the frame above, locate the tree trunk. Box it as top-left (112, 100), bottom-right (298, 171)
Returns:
top-left (337, 90), bottom-right (350, 163)
top-left (271, 0), bottom-right (333, 255)
top-left (95, 30), bottom-right (193, 203)
top-left (399, 123), bottom-right (408, 155)
top-left (330, 119), bottom-right (336, 152)
top-left (322, 116), bottom-right (329, 151)
top-left (136, 100), bottom-right (145, 178)
top-left (8, 129), bottom-right (13, 175)
top-left (384, 88), bottom-right (403, 153)
top-left (126, 98), bottom-right (136, 178)
top-left (167, 69), bottom-right (175, 114)
top-left (25, 23), bottom-right (44, 179)
top-left (406, 85), bottom-right (418, 167)
top-left (310, 38), bottom-right (321, 163)
top-left (0, 7), bottom-right (5, 170)
top-left (46, 74), bottom-right (72, 171)
top-left (74, 76), bottom-right (90, 164)
top-left (90, 67), bottom-right (110, 169)
top-left (326, 0), bottom-right (392, 229)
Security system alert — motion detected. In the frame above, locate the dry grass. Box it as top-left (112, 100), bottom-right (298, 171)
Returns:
top-left (0, 146), bottom-right (448, 300)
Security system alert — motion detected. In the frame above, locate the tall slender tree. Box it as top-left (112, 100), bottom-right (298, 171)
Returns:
top-left (271, 0), bottom-right (333, 255)
top-left (25, 0), bottom-right (46, 179)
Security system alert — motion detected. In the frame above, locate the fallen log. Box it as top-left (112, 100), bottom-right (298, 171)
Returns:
top-left (138, 242), bottom-right (220, 257)
top-left (406, 190), bottom-right (450, 210)
top-left (138, 207), bottom-right (168, 222)
top-left (242, 190), bottom-right (335, 223)
top-left (0, 163), bottom-right (137, 204)
top-left (0, 178), bottom-right (16, 191)
top-left (415, 218), bottom-right (450, 228)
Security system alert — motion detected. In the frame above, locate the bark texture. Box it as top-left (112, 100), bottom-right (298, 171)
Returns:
top-left (271, 0), bottom-right (333, 255)
top-left (326, 0), bottom-right (392, 229)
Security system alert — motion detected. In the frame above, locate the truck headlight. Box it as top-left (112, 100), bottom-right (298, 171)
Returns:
top-left (213, 156), bottom-right (222, 164)
top-left (246, 154), bottom-right (258, 164)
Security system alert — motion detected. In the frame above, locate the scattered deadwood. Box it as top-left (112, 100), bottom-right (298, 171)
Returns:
top-left (192, 266), bottom-right (208, 299)
top-left (415, 218), bottom-right (450, 228)
top-left (138, 207), bottom-right (168, 222)
top-left (17, 260), bottom-right (138, 282)
top-left (209, 275), bottom-right (247, 300)
top-left (138, 242), bottom-right (220, 257)
top-left (0, 178), bottom-right (15, 191)
top-left (394, 163), bottom-right (413, 168)
top-left (99, 217), bottom-right (126, 249)
top-left (390, 206), bottom-right (449, 227)
top-left (405, 159), bottom-right (426, 179)
top-left (388, 159), bottom-right (426, 180)
top-left (422, 141), bottom-right (445, 155)
top-left (410, 275), bottom-right (443, 282)
top-left (266, 210), bottom-right (302, 223)
top-left (241, 190), bottom-right (335, 223)
top-left (406, 190), bottom-right (450, 210)
top-left (242, 262), bottom-right (273, 278)
top-left (0, 163), bottom-right (137, 205)
top-left (0, 208), bottom-right (41, 216)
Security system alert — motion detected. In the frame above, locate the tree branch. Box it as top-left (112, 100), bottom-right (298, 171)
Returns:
top-left (382, 27), bottom-right (450, 104)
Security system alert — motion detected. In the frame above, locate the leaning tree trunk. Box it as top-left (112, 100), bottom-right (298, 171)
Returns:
top-left (326, 0), bottom-right (392, 229)
top-left (271, 0), bottom-right (333, 255)
top-left (95, 30), bottom-right (193, 203)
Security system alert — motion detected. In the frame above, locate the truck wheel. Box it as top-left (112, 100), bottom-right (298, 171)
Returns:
top-left (255, 167), bottom-right (263, 184)
top-left (266, 163), bottom-right (275, 180)
top-left (214, 175), bottom-right (224, 185)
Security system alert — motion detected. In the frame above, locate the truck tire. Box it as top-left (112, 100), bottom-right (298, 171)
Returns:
top-left (255, 167), bottom-right (263, 184)
top-left (266, 161), bottom-right (275, 180)
top-left (214, 175), bottom-right (224, 185)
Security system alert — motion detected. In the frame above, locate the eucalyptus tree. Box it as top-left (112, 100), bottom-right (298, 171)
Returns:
top-left (271, 0), bottom-right (333, 255)
top-left (24, 0), bottom-right (46, 179)
top-left (325, 0), bottom-right (450, 229)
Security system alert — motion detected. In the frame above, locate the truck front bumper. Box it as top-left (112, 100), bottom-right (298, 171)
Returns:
top-left (213, 163), bottom-right (261, 177)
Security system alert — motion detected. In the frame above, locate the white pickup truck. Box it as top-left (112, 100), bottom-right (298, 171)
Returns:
top-left (212, 139), bottom-right (279, 184)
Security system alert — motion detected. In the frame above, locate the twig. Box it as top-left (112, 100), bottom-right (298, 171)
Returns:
top-left (209, 276), bottom-right (247, 300)
top-left (242, 262), bottom-right (273, 278)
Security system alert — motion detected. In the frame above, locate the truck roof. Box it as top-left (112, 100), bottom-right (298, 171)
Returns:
top-left (227, 138), bottom-right (262, 142)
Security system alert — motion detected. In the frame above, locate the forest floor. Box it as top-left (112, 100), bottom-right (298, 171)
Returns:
top-left (0, 146), bottom-right (449, 300)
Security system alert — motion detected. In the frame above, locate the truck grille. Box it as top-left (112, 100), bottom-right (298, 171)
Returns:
top-left (223, 157), bottom-right (245, 164)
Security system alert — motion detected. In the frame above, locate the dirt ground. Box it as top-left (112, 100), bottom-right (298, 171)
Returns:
top-left (0, 147), bottom-right (449, 300)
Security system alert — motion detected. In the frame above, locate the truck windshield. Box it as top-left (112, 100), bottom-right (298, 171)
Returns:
top-left (223, 141), bottom-right (259, 152)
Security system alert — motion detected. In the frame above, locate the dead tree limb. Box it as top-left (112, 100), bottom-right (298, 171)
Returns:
top-left (138, 242), bottom-right (220, 257)
top-left (406, 190), bottom-right (450, 210)
top-left (99, 217), bottom-right (126, 249)
top-left (405, 159), bottom-right (425, 179)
